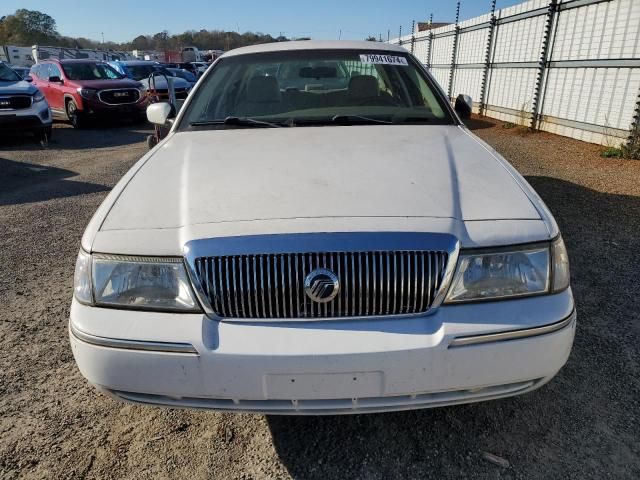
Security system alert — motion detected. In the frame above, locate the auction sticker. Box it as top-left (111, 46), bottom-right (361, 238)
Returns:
top-left (360, 54), bottom-right (408, 66)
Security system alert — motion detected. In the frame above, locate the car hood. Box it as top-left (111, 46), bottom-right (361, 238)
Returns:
top-left (71, 79), bottom-right (142, 90)
top-left (0, 79), bottom-right (37, 95)
top-left (101, 125), bottom-right (542, 234)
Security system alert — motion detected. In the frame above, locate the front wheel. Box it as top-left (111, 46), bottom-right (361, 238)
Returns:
top-left (66, 99), bottom-right (85, 129)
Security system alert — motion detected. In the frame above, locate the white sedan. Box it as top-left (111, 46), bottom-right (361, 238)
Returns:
top-left (70, 41), bottom-right (575, 415)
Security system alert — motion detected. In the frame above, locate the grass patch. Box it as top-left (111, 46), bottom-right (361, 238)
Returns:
top-left (601, 147), bottom-right (624, 158)
top-left (600, 145), bottom-right (640, 160)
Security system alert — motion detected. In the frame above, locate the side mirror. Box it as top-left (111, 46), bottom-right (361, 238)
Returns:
top-left (48, 76), bottom-right (63, 84)
top-left (24, 75), bottom-right (33, 83)
top-left (454, 94), bottom-right (473, 119)
top-left (146, 102), bottom-right (175, 126)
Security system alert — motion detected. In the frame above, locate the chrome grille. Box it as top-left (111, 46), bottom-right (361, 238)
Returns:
top-left (0, 95), bottom-right (32, 110)
top-left (194, 251), bottom-right (449, 319)
top-left (98, 89), bottom-right (140, 105)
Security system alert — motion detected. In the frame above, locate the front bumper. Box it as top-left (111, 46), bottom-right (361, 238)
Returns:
top-left (0, 100), bottom-right (52, 131)
top-left (79, 97), bottom-right (148, 117)
top-left (69, 290), bottom-right (575, 415)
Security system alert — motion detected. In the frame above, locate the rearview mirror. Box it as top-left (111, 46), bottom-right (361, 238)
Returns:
top-left (146, 102), bottom-right (175, 126)
top-left (48, 76), bottom-right (62, 83)
top-left (23, 75), bottom-right (33, 83)
top-left (454, 94), bottom-right (472, 119)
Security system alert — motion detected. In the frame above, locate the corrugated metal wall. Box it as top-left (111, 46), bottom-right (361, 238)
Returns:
top-left (391, 0), bottom-right (640, 146)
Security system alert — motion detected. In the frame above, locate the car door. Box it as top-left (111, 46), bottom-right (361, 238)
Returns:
top-left (32, 64), bottom-right (51, 101)
top-left (46, 63), bottom-right (65, 111)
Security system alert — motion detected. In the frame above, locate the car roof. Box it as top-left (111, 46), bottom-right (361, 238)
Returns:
top-left (113, 60), bottom-right (157, 65)
top-left (222, 40), bottom-right (408, 58)
top-left (57, 59), bottom-right (108, 64)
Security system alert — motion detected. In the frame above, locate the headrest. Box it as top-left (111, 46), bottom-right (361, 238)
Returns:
top-left (247, 76), bottom-right (281, 103)
top-left (348, 75), bottom-right (379, 98)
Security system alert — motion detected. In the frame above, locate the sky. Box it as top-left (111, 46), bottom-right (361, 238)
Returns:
top-left (4, 0), bottom-right (524, 43)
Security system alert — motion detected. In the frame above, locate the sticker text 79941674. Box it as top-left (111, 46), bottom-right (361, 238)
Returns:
top-left (359, 54), bottom-right (409, 66)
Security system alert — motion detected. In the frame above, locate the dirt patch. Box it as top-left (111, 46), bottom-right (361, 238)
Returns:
top-left (1, 119), bottom-right (638, 479)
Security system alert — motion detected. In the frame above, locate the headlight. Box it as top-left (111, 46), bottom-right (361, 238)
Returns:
top-left (73, 251), bottom-right (201, 312)
top-left (77, 88), bottom-right (97, 99)
top-left (445, 245), bottom-right (551, 303)
top-left (33, 91), bottom-right (46, 103)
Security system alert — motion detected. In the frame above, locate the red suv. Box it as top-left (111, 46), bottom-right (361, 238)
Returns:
top-left (29, 59), bottom-right (148, 128)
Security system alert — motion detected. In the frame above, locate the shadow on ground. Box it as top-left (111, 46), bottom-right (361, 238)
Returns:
top-left (0, 121), bottom-right (151, 151)
top-left (267, 176), bottom-right (640, 479)
top-left (463, 117), bottom-right (496, 130)
top-left (0, 158), bottom-right (109, 206)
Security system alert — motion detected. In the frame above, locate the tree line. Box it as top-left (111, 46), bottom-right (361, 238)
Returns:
top-left (0, 9), bottom-right (294, 52)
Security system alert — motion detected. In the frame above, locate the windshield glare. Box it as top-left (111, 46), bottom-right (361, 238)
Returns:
top-left (180, 50), bottom-right (451, 128)
top-left (0, 63), bottom-right (21, 82)
top-left (62, 63), bottom-right (123, 81)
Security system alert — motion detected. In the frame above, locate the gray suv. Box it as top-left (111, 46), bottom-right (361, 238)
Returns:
top-left (0, 62), bottom-right (52, 143)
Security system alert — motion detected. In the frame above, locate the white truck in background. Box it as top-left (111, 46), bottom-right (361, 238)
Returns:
top-left (0, 45), bottom-right (35, 67)
top-left (31, 45), bottom-right (133, 64)
top-left (181, 46), bottom-right (202, 62)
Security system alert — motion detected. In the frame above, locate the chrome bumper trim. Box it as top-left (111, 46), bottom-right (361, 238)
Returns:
top-left (69, 323), bottom-right (199, 355)
top-left (449, 310), bottom-right (575, 348)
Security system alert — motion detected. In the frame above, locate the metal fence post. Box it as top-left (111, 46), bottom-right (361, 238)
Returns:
top-left (447, 1), bottom-right (461, 100)
top-left (426, 14), bottom-right (434, 69)
top-left (531, 0), bottom-right (559, 130)
top-left (479, 0), bottom-right (497, 116)
top-left (410, 20), bottom-right (416, 54)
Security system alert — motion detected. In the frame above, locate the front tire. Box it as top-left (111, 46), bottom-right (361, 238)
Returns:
top-left (66, 99), bottom-right (85, 129)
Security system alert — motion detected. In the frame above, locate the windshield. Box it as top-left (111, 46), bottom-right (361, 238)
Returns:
top-left (62, 63), bottom-right (123, 80)
top-left (179, 50), bottom-right (452, 129)
top-left (0, 63), bottom-right (21, 82)
top-left (123, 64), bottom-right (157, 80)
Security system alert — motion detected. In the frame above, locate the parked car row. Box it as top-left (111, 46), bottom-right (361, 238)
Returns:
top-left (0, 58), bottom-right (202, 139)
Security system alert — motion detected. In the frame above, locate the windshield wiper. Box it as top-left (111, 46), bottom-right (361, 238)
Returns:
top-left (391, 116), bottom-right (434, 124)
top-left (331, 115), bottom-right (393, 125)
top-left (189, 116), bottom-right (285, 128)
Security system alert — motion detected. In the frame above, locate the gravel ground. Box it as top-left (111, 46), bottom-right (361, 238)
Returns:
top-left (1, 118), bottom-right (639, 479)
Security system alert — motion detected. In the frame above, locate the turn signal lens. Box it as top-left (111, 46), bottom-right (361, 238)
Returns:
top-left (73, 249), bottom-right (93, 305)
top-left (552, 236), bottom-right (570, 292)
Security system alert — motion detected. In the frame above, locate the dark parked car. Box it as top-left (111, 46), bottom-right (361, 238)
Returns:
top-left (167, 68), bottom-right (197, 88)
top-left (108, 60), bottom-right (191, 102)
top-left (29, 59), bottom-right (148, 128)
top-left (8, 65), bottom-right (31, 79)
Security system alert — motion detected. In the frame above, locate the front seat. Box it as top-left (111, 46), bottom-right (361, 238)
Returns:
top-left (236, 76), bottom-right (283, 116)
top-left (347, 75), bottom-right (379, 102)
